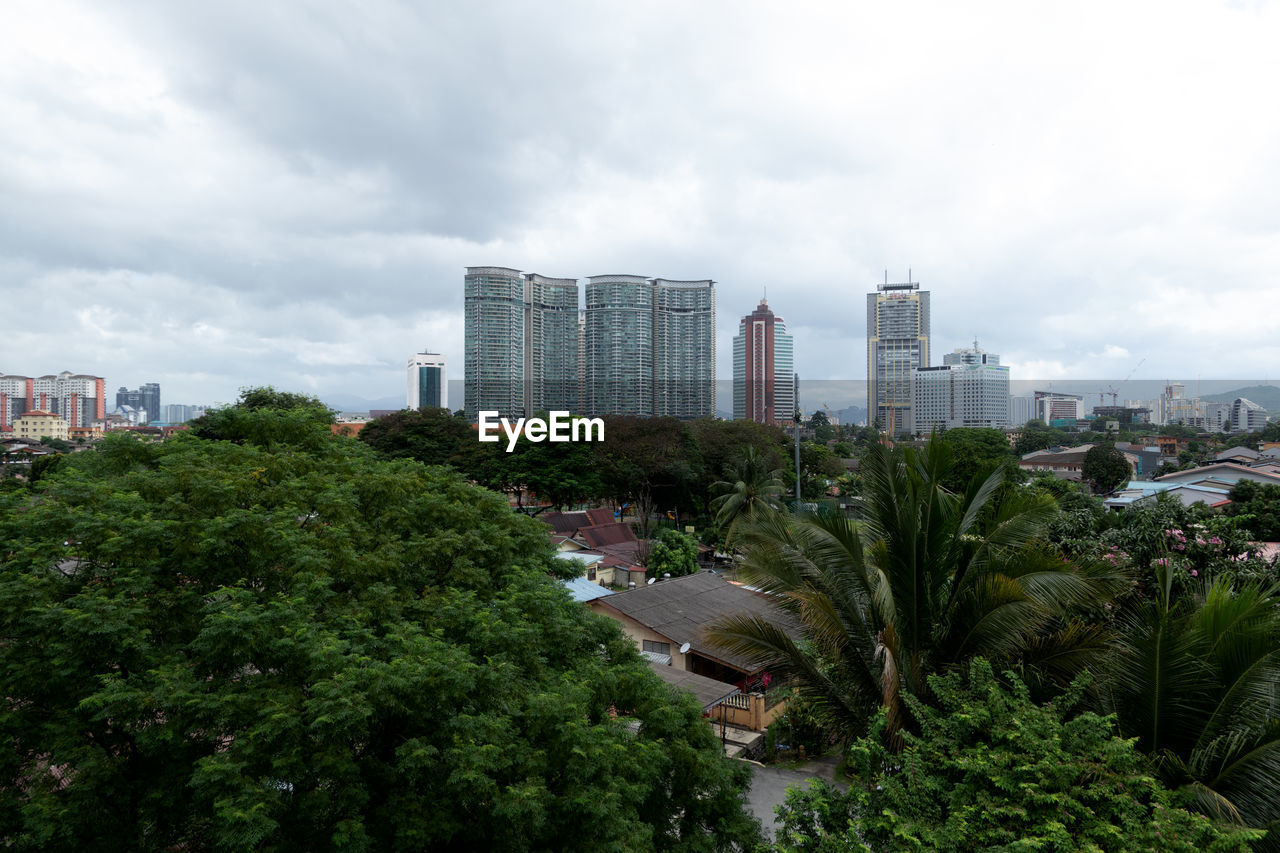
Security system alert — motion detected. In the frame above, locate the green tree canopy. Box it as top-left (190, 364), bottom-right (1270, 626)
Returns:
top-left (1083, 441), bottom-right (1132, 494)
top-left (774, 660), bottom-right (1259, 852)
top-left (0, 417), bottom-right (759, 851)
top-left (647, 528), bottom-right (699, 579)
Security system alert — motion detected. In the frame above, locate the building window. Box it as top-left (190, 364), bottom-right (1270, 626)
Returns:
top-left (642, 640), bottom-right (671, 656)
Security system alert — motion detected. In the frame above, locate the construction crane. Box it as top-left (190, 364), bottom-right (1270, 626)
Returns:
top-left (1115, 358), bottom-right (1146, 406)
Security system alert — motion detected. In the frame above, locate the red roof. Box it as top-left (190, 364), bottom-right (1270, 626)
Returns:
top-left (581, 522), bottom-right (638, 548)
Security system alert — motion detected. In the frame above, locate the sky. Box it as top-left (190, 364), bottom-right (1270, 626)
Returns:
top-left (3, 0), bottom-right (1279, 409)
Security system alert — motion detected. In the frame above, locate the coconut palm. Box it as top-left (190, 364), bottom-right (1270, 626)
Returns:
top-left (710, 446), bottom-right (786, 546)
top-left (1103, 562), bottom-right (1280, 835)
top-left (707, 438), bottom-right (1125, 744)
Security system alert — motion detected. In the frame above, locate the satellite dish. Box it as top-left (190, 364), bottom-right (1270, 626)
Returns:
top-left (679, 642), bottom-right (691, 655)
top-left (647, 577), bottom-right (656, 585)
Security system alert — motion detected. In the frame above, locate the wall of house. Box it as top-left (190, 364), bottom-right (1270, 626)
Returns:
top-left (586, 604), bottom-right (689, 670)
top-left (715, 693), bottom-right (788, 732)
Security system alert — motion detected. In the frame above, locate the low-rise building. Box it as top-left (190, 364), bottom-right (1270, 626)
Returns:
top-left (12, 410), bottom-right (69, 442)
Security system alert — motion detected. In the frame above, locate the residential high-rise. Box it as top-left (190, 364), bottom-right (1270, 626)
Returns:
top-left (583, 276), bottom-right (715, 419)
top-left (0, 374), bottom-right (33, 431)
top-left (525, 274), bottom-right (580, 415)
top-left (584, 275), bottom-right (654, 417)
top-left (28, 372), bottom-right (106, 428)
top-left (464, 267), bottom-right (583, 420)
top-left (867, 278), bottom-right (930, 436)
top-left (912, 342), bottom-right (1010, 432)
top-left (464, 267), bottom-right (526, 420)
top-left (116, 383), bottom-right (161, 425)
top-left (732, 299), bottom-right (794, 424)
top-left (652, 279), bottom-right (715, 419)
top-left (406, 351), bottom-right (447, 410)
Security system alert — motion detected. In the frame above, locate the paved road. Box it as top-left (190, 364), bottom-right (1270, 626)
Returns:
top-left (745, 756), bottom-right (843, 839)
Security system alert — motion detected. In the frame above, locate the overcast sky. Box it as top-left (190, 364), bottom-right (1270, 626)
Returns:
top-left (3, 0), bottom-right (1278, 408)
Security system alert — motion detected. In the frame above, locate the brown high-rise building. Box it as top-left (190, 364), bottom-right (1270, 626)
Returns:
top-left (732, 299), bottom-right (794, 424)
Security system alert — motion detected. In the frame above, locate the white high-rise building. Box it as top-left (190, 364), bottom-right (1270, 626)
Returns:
top-left (913, 343), bottom-right (1010, 432)
top-left (407, 351), bottom-right (447, 410)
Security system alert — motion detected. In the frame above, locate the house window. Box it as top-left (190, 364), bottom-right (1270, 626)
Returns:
top-left (587, 567), bottom-right (597, 581)
top-left (642, 640), bottom-right (671, 656)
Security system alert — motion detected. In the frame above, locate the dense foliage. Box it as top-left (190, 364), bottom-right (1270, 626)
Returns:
top-left (648, 528), bottom-right (700, 578)
top-left (773, 660), bottom-right (1260, 852)
top-left (1083, 442), bottom-right (1132, 494)
top-left (0, 401), bottom-right (760, 851)
top-left (708, 439), bottom-right (1124, 744)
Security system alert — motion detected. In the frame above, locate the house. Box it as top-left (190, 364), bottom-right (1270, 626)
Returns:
top-left (588, 571), bottom-right (795, 687)
top-left (544, 509), bottom-right (646, 586)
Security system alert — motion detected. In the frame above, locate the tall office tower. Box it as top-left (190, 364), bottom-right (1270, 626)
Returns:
top-left (406, 351), bottom-right (447, 410)
top-left (653, 279), bottom-right (715, 419)
top-left (32, 372), bottom-right (106, 428)
top-left (867, 278), bottom-right (930, 436)
top-left (732, 299), bottom-right (795, 424)
top-left (1009, 395), bottom-right (1036, 427)
top-left (584, 275), bottom-right (654, 416)
top-left (913, 342), bottom-right (1010, 432)
top-left (464, 266), bottom-right (525, 420)
top-left (0, 374), bottom-right (34, 430)
top-left (116, 383), bottom-right (161, 424)
top-left (524, 274), bottom-right (581, 414)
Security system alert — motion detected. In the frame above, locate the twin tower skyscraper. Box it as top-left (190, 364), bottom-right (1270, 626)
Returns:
top-left (463, 267), bottom-right (715, 421)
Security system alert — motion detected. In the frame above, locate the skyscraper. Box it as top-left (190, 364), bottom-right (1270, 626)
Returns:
top-left (464, 266), bottom-right (525, 420)
top-left (652, 279), bottom-right (715, 419)
top-left (584, 275), bottom-right (654, 417)
top-left (524, 274), bottom-right (580, 415)
top-left (912, 342), bottom-right (1009, 432)
top-left (732, 299), bottom-right (794, 424)
top-left (406, 351), bottom-right (446, 410)
top-left (867, 277), bottom-right (930, 436)
top-left (464, 268), bottom-right (582, 420)
top-left (583, 276), bottom-right (715, 419)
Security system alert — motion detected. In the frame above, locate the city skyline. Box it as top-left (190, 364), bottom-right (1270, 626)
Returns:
top-left (3, 3), bottom-right (1280, 406)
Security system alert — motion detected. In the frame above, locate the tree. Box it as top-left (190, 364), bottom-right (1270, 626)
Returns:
top-left (188, 386), bottom-right (336, 448)
top-left (357, 406), bottom-right (475, 467)
top-left (707, 438), bottom-right (1124, 744)
top-left (647, 528), bottom-right (699, 579)
top-left (710, 447), bottom-right (785, 545)
top-left (1224, 480), bottom-right (1280, 541)
top-left (1083, 441), bottom-right (1132, 494)
top-left (773, 660), bottom-right (1259, 852)
top-left (0, 413), bottom-right (760, 851)
top-left (1103, 562), bottom-right (1280, 837)
top-left (932, 427), bottom-right (1012, 492)
top-left (594, 416), bottom-right (699, 537)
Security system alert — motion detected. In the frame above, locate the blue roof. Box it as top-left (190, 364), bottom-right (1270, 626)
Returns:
top-left (563, 576), bottom-right (615, 602)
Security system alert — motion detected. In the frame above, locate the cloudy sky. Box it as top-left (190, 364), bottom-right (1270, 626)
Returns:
top-left (3, 0), bottom-right (1278, 408)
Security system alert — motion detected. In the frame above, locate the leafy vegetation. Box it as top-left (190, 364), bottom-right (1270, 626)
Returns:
top-left (0, 398), bottom-right (760, 851)
top-left (707, 438), bottom-right (1123, 744)
top-left (774, 660), bottom-right (1260, 852)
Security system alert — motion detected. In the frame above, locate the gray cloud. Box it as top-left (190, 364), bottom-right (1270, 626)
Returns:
top-left (2, 0), bottom-right (1278, 408)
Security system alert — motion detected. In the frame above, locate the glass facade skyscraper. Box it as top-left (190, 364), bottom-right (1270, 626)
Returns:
top-left (464, 267), bottom-right (525, 420)
top-left (584, 275), bottom-right (654, 416)
top-left (867, 279), bottom-right (930, 436)
top-left (652, 279), bottom-right (715, 420)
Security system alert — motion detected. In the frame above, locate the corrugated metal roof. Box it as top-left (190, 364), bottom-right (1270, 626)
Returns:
top-left (562, 576), bottom-right (615, 602)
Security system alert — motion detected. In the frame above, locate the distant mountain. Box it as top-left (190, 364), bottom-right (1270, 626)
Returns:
top-left (322, 393), bottom-right (406, 414)
top-left (1201, 384), bottom-right (1280, 412)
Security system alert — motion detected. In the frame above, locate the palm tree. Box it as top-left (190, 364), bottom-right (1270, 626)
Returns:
top-left (707, 438), bottom-right (1125, 744)
top-left (1103, 562), bottom-right (1280, 835)
top-left (710, 447), bottom-right (786, 546)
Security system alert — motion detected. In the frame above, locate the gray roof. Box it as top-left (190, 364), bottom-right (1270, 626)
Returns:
top-left (595, 571), bottom-right (794, 672)
top-left (649, 663), bottom-right (741, 711)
